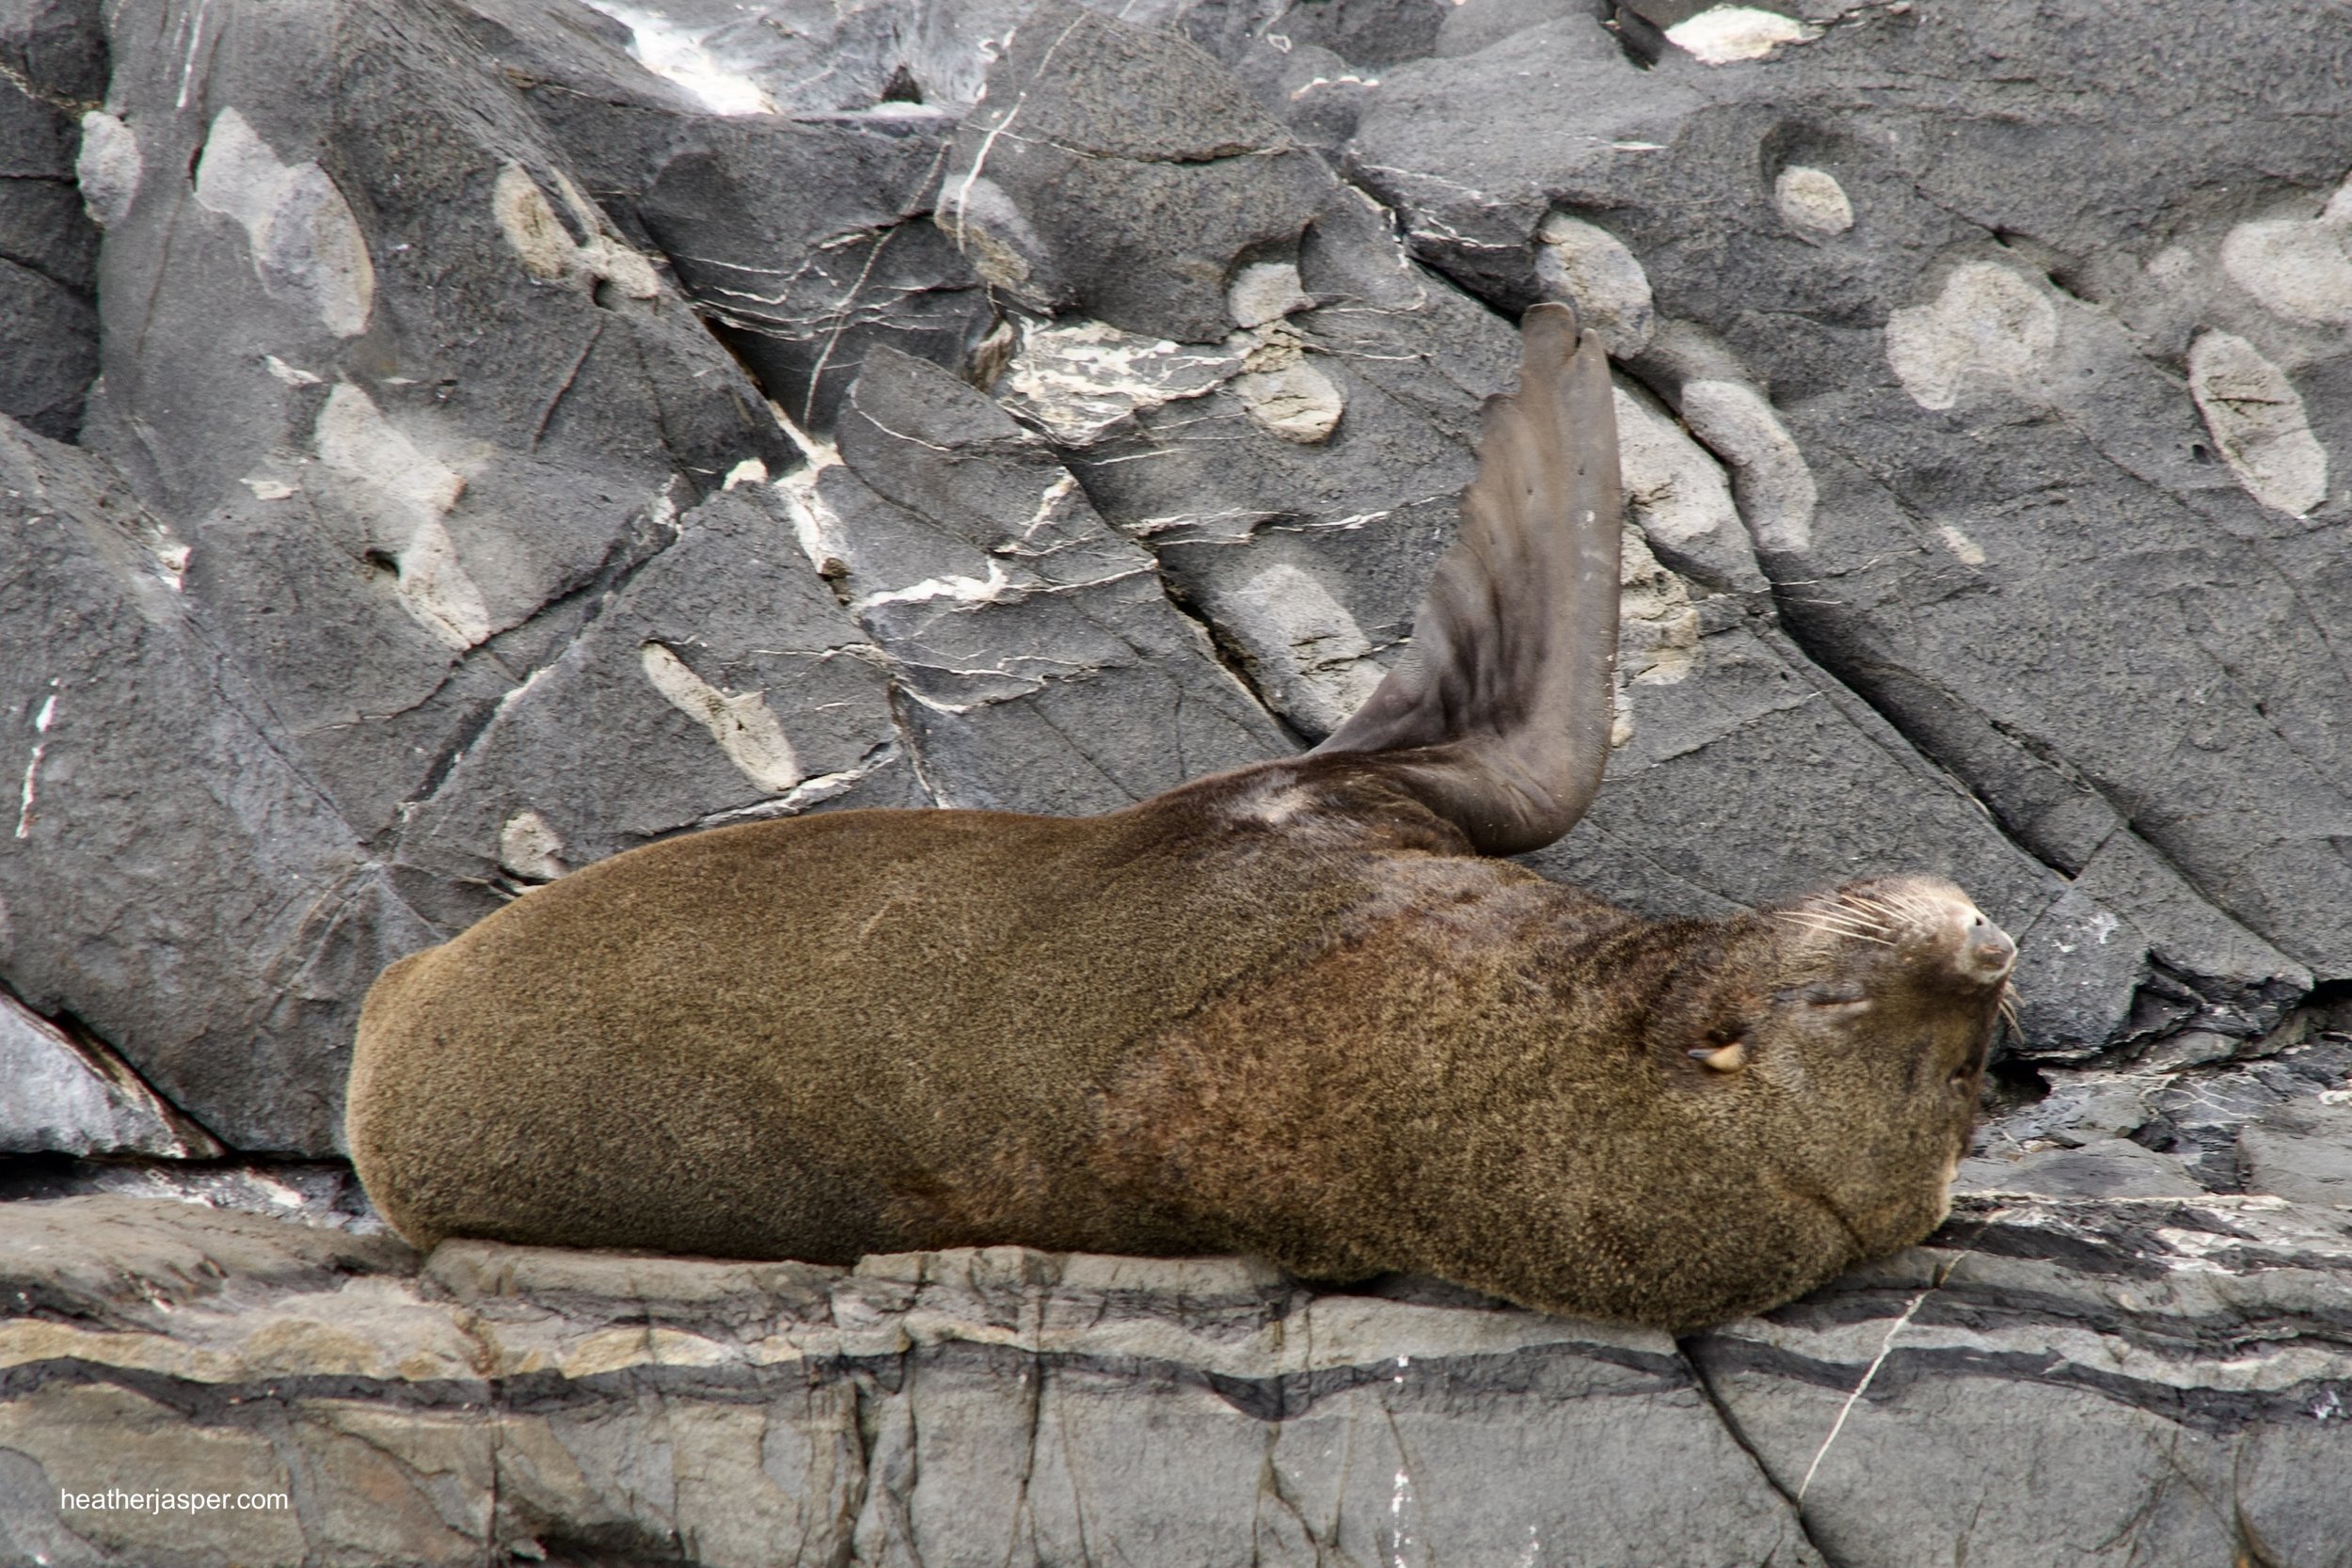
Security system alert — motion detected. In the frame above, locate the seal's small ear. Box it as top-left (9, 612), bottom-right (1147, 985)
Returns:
top-left (1310, 302), bottom-right (1622, 855)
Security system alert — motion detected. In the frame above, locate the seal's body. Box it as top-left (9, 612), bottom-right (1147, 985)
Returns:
top-left (348, 305), bottom-right (2015, 1331)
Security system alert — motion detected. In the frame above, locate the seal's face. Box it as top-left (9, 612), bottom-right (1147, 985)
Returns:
top-left (1677, 875), bottom-right (2016, 1259)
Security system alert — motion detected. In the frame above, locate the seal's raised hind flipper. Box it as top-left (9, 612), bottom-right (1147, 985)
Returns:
top-left (1309, 302), bottom-right (1622, 856)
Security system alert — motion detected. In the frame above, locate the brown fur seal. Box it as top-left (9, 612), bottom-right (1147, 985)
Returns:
top-left (347, 303), bottom-right (2016, 1333)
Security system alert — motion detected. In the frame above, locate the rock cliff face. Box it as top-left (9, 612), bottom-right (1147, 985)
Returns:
top-left (2, 0), bottom-right (2350, 1559)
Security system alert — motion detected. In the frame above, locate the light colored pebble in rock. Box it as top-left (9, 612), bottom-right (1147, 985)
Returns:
top-left (75, 111), bottom-right (141, 227)
top-left (498, 810), bottom-right (570, 882)
top-left (1232, 339), bottom-right (1344, 444)
top-left (314, 385), bottom-right (493, 650)
top-left (1610, 528), bottom-right (1701, 748)
top-left (2218, 179), bottom-right (2352, 328)
top-left (1937, 524), bottom-right (1987, 566)
top-left (191, 107), bottom-right (374, 337)
top-left (641, 641), bottom-right (804, 794)
top-left (936, 175), bottom-right (1049, 296)
top-left (2185, 330), bottom-right (2329, 517)
top-left (1883, 261), bottom-right (2058, 412)
top-left (1677, 379), bottom-right (1818, 553)
top-left (1773, 165), bottom-right (1853, 236)
top-left (492, 163), bottom-right (574, 281)
top-left (491, 163), bottom-right (660, 299)
top-left (1664, 6), bottom-right (1820, 64)
top-left (1612, 385), bottom-right (1743, 560)
top-left (1227, 261), bottom-right (1315, 330)
top-left (1534, 214), bottom-right (1655, 357)
top-left (1618, 528), bottom-right (1699, 690)
top-left (1200, 564), bottom-right (1384, 738)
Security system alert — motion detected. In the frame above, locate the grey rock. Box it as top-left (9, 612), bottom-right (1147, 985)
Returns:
top-left (635, 107), bottom-right (995, 431)
top-left (2131, 1036), bottom-right (2352, 1192)
top-left (1693, 1190), bottom-right (2352, 1567)
top-left (0, 420), bottom-right (437, 1154)
top-left (83, 0), bottom-right (787, 841)
top-left (937, 0), bottom-right (1336, 342)
top-left (0, 259), bottom-right (96, 438)
top-left (0, 990), bottom-right (221, 1158)
top-left (1268, 0), bottom-right (1447, 70)
top-left (1435, 0), bottom-right (1582, 59)
top-left (0, 0), bottom-right (108, 102)
top-left (812, 344), bottom-right (1290, 810)
top-left (393, 484), bottom-right (918, 931)
top-left (1955, 1136), bottom-right (2206, 1201)
top-left (2238, 1096), bottom-right (2352, 1210)
top-left (0, 0), bottom-right (102, 439)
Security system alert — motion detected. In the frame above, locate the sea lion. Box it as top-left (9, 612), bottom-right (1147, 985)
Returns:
top-left (347, 302), bottom-right (2016, 1332)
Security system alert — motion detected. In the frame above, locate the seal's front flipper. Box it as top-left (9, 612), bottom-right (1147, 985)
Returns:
top-left (1308, 302), bottom-right (1623, 856)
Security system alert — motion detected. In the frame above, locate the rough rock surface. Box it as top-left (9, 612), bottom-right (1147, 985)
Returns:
top-left (0, 1193), bottom-right (2345, 1568)
top-left (5, 0), bottom-right (2352, 1552)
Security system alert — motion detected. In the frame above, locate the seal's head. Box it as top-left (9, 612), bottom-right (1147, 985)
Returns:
top-left (1658, 875), bottom-right (2016, 1260)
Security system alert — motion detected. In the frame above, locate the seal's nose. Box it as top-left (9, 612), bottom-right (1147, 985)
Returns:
top-left (1963, 911), bottom-right (2017, 982)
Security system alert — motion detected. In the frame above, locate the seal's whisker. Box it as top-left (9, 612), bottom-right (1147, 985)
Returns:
top-left (1788, 906), bottom-right (1893, 935)
top-left (1829, 904), bottom-right (1899, 937)
top-left (1779, 913), bottom-right (1898, 947)
top-left (1787, 915), bottom-right (1895, 942)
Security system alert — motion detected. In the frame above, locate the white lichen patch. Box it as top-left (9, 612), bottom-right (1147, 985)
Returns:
top-left (723, 456), bottom-right (770, 490)
top-left (1202, 564), bottom-right (1385, 737)
top-left (1665, 6), bottom-right (1820, 64)
top-left (1232, 338), bottom-right (1344, 444)
top-left (1612, 386), bottom-right (1741, 556)
top-left (263, 355), bottom-right (322, 387)
top-left (74, 112), bottom-right (141, 228)
top-left (1774, 165), bottom-right (1853, 236)
top-left (493, 163), bottom-right (574, 281)
top-left (314, 383), bottom-right (492, 649)
top-left (2186, 331), bottom-right (2329, 517)
top-left (240, 476), bottom-right (296, 501)
top-left (640, 642), bottom-right (804, 794)
top-left (498, 810), bottom-right (569, 882)
top-left (1937, 524), bottom-right (1988, 566)
top-left (769, 419), bottom-right (852, 578)
top-left (996, 320), bottom-right (1248, 446)
top-left (1609, 529), bottom-right (1700, 749)
top-left (1618, 528), bottom-right (1699, 689)
top-left (492, 163), bottom-right (660, 299)
top-left (1534, 214), bottom-right (1655, 357)
top-left (853, 561), bottom-right (1012, 612)
top-left (2219, 180), bottom-right (2352, 328)
top-left (1677, 379), bottom-right (1818, 552)
top-left (1883, 261), bottom-right (2058, 412)
top-left (191, 108), bottom-right (374, 338)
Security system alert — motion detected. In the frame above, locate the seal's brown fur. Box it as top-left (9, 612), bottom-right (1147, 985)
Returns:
top-left (347, 305), bottom-right (2014, 1331)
